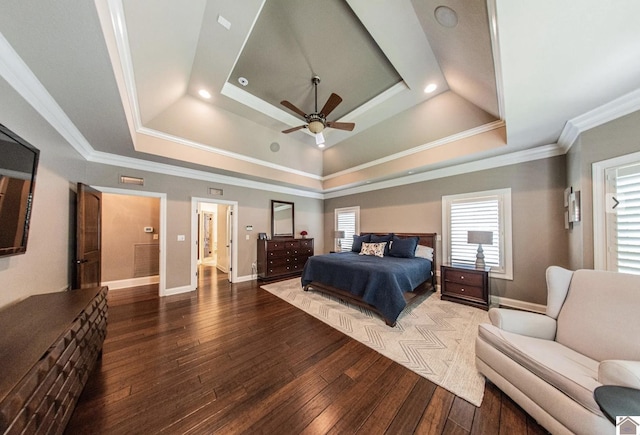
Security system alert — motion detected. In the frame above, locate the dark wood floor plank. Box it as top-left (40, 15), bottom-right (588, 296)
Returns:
top-left (385, 376), bottom-right (437, 434)
top-left (415, 386), bottom-right (456, 434)
top-left (64, 266), bottom-right (547, 435)
top-left (355, 369), bottom-right (420, 434)
top-left (471, 381), bottom-right (502, 435)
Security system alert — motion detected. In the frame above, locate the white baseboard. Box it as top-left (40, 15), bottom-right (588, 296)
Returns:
top-left (491, 295), bottom-right (546, 314)
top-left (234, 274), bottom-right (255, 283)
top-left (163, 285), bottom-right (195, 296)
top-left (103, 275), bottom-right (159, 290)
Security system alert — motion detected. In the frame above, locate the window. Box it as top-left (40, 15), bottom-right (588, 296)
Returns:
top-left (334, 206), bottom-right (360, 252)
top-left (442, 188), bottom-right (512, 279)
top-left (609, 163), bottom-right (640, 275)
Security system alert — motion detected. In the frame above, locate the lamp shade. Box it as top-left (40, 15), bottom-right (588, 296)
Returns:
top-left (467, 230), bottom-right (493, 245)
top-left (333, 230), bottom-right (346, 239)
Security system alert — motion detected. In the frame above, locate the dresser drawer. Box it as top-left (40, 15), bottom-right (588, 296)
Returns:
top-left (284, 240), bottom-right (300, 249)
top-left (299, 239), bottom-right (313, 249)
top-left (443, 282), bottom-right (484, 300)
top-left (443, 268), bottom-right (484, 287)
top-left (266, 241), bottom-right (287, 251)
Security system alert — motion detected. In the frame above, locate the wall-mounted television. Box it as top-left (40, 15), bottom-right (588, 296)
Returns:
top-left (0, 123), bottom-right (39, 257)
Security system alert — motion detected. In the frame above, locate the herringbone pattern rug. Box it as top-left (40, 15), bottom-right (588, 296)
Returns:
top-left (261, 278), bottom-right (489, 406)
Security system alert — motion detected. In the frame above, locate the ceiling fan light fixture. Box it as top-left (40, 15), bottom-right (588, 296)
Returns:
top-left (308, 120), bottom-right (324, 134)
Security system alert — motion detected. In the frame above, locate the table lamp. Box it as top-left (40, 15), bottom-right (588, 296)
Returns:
top-left (334, 230), bottom-right (346, 251)
top-left (467, 230), bottom-right (493, 268)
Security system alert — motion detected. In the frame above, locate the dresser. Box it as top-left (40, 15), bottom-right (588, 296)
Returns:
top-left (257, 238), bottom-right (314, 280)
top-left (0, 286), bottom-right (108, 434)
top-left (440, 263), bottom-right (490, 310)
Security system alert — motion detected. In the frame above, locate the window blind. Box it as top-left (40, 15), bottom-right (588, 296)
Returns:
top-left (450, 198), bottom-right (501, 268)
top-left (336, 209), bottom-right (357, 252)
top-left (615, 168), bottom-right (640, 275)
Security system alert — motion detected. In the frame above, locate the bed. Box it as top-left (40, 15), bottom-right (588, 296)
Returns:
top-left (301, 233), bottom-right (437, 327)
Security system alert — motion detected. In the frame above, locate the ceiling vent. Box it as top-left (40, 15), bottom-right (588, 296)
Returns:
top-left (119, 175), bottom-right (144, 185)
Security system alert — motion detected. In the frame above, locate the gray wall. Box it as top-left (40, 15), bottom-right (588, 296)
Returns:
top-left (566, 109), bottom-right (640, 270)
top-left (324, 156), bottom-right (569, 306)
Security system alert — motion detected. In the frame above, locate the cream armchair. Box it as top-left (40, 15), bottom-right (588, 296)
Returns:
top-left (475, 266), bottom-right (640, 435)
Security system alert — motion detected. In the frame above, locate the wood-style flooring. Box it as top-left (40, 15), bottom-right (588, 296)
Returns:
top-left (65, 266), bottom-right (548, 434)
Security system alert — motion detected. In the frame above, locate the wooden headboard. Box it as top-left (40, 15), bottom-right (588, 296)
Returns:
top-left (369, 232), bottom-right (437, 275)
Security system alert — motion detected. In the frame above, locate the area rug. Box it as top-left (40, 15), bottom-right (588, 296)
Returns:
top-left (261, 278), bottom-right (489, 406)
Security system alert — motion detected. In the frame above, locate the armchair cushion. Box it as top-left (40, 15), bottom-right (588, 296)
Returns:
top-left (479, 323), bottom-right (601, 415)
top-left (599, 360), bottom-right (640, 389)
top-left (488, 308), bottom-right (557, 340)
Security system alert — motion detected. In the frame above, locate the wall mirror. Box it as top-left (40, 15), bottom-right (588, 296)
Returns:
top-left (271, 200), bottom-right (294, 238)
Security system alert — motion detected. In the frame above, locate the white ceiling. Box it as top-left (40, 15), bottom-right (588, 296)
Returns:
top-left (1, 0), bottom-right (640, 196)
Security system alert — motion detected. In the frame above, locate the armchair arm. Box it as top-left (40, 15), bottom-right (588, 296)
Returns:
top-left (488, 308), bottom-right (557, 340)
top-left (599, 360), bottom-right (640, 389)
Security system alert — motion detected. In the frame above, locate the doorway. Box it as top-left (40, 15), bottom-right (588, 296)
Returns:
top-left (94, 186), bottom-right (167, 296)
top-left (191, 197), bottom-right (238, 287)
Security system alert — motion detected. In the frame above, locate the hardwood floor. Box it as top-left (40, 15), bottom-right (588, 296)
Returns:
top-left (65, 266), bottom-right (548, 434)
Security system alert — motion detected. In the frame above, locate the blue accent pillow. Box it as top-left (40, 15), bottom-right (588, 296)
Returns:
top-left (370, 233), bottom-right (394, 255)
top-left (351, 233), bottom-right (371, 252)
top-left (389, 236), bottom-right (420, 258)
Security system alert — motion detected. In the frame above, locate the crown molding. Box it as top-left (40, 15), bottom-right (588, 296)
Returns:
top-left (324, 143), bottom-right (564, 199)
top-left (558, 88), bottom-right (640, 152)
top-left (323, 120), bottom-right (505, 180)
top-left (87, 149), bottom-right (325, 199)
top-left (0, 31), bottom-right (95, 158)
top-left (137, 126), bottom-right (323, 181)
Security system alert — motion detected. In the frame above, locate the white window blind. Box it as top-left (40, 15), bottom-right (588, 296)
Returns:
top-left (442, 189), bottom-right (512, 279)
top-left (335, 206), bottom-right (359, 252)
top-left (450, 199), bottom-right (500, 267)
top-left (615, 167), bottom-right (640, 275)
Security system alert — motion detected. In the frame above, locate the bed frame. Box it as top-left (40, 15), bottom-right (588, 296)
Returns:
top-left (303, 232), bottom-right (437, 327)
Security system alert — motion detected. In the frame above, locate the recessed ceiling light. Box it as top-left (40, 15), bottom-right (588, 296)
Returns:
top-left (318, 143), bottom-right (325, 148)
top-left (217, 14), bottom-right (231, 30)
top-left (269, 142), bottom-right (280, 152)
top-left (424, 83), bottom-right (437, 93)
top-left (434, 6), bottom-right (458, 28)
top-left (238, 77), bottom-right (248, 86)
top-left (198, 89), bottom-right (211, 99)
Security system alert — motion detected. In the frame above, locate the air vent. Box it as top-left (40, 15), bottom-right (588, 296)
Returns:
top-left (208, 187), bottom-right (223, 196)
top-left (119, 175), bottom-right (144, 185)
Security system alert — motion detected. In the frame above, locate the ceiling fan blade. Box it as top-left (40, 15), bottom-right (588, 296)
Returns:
top-left (320, 93), bottom-right (342, 117)
top-left (282, 125), bottom-right (307, 134)
top-left (281, 100), bottom-right (308, 120)
top-left (326, 121), bottom-right (355, 131)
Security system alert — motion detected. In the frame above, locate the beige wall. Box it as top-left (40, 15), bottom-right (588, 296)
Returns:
top-left (324, 156), bottom-right (569, 305)
top-left (566, 109), bottom-right (640, 270)
top-left (102, 194), bottom-right (160, 281)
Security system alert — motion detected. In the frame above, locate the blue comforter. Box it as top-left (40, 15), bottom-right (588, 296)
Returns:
top-left (301, 252), bottom-right (432, 323)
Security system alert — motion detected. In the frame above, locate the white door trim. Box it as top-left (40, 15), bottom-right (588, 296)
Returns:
top-left (191, 197), bottom-right (238, 287)
top-left (92, 186), bottom-right (167, 296)
top-left (592, 149), bottom-right (640, 270)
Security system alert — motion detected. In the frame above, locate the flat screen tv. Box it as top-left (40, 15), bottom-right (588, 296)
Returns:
top-left (0, 123), bottom-right (39, 257)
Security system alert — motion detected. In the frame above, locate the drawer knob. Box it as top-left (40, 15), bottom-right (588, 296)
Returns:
top-left (460, 276), bottom-right (464, 279)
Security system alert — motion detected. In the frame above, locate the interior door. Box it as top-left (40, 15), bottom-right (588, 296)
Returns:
top-left (75, 183), bottom-right (102, 289)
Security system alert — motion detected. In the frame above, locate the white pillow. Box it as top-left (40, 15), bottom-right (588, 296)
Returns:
top-left (359, 242), bottom-right (386, 258)
top-left (415, 245), bottom-right (434, 261)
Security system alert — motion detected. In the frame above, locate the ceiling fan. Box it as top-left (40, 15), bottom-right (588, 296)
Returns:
top-left (280, 75), bottom-right (355, 145)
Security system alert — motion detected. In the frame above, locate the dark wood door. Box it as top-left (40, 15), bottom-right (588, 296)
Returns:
top-left (74, 183), bottom-right (102, 289)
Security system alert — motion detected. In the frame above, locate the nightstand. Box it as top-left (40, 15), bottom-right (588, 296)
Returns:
top-left (440, 263), bottom-right (491, 310)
